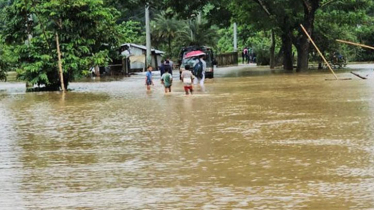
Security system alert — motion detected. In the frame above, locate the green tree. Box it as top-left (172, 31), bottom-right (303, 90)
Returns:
top-left (2, 0), bottom-right (119, 90)
top-left (151, 12), bottom-right (181, 55)
top-left (0, 36), bottom-right (19, 81)
top-left (313, 0), bottom-right (374, 63)
top-left (117, 20), bottom-right (145, 44)
top-left (229, 0), bottom-right (305, 70)
top-left (162, 0), bottom-right (210, 17)
top-left (176, 18), bottom-right (219, 48)
top-left (228, 0), bottom-right (372, 71)
top-left (216, 26), bottom-right (234, 54)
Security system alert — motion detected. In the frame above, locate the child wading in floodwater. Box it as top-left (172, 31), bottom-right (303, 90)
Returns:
top-left (145, 65), bottom-right (154, 91)
top-left (181, 65), bottom-right (194, 95)
top-left (161, 69), bottom-right (173, 93)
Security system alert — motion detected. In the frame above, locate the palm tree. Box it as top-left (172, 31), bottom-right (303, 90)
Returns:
top-left (151, 12), bottom-right (181, 54)
top-left (176, 18), bottom-right (219, 48)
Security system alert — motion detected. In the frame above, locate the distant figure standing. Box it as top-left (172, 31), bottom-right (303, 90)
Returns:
top-left (145, 65), bottom-right (154, 91)
top-left (121, 45), bottom-right (131, 75)
top-left (334, 51), bottom-right (343, 62)
top-left (165, 58), bottom-right (174, 70)
top-left (164, 60), bottom-right (172, 76)
top-left (193, 55), bottom-right (206, 90)
top-left (243, 47), bottom-right (248, 64)
top-left (241, 50), bottom-right (245, 64)
top-left (161, 69), bottom-right (173, 93)
top-left (159, 59), bottom-right (165, 76)
top-left (181, 65), bottom-right (194, 95)
top-left (249, 48), bottom-right (254, 63)
top-left (243, 47), bottom-right (249, 63)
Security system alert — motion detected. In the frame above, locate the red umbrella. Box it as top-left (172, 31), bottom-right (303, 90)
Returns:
top-left (184, 50), bottom-right (206, 59)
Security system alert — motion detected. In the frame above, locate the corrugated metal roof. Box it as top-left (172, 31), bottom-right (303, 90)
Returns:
top-left (121, 43), bottom-right (165, 55)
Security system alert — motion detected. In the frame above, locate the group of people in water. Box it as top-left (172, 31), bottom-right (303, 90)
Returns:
top-left (145, 55), bottom-right (206, 95)
top-left (241, 47), bottom-right (256, 64)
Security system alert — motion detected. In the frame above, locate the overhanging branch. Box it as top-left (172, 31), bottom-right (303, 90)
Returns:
top-left (302, 0), bottom-right (312, 12)
top-left (253, 0), bottom-right (272, 17)
top-left (321, 0), bottom-right (336, 8)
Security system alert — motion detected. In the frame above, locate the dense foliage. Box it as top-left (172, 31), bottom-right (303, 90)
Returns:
top-left (227, 0), bottom-right (373, 70)
top-left (1, 0), bottom-right (120, 89)
top-left (151, 11), bottom-right (219, 58)
top-left (1, 0), bottom-right (374, 85)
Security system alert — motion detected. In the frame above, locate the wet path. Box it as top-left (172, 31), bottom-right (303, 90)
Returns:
top-left (1, 67), bottom-right (374, 209)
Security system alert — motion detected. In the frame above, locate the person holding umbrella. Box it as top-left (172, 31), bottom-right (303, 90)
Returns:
top-left (193, 55), bottom-right (206, 91)
top-left (183, 50), bottom-right (206, 91)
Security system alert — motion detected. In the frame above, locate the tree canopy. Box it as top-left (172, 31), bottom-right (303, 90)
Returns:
top-left (226, 0), bottom-right (373, 70)
top-left (1, 0), bottom-right (374, 85)
top-left (1, 0), bottom-right (119, 89)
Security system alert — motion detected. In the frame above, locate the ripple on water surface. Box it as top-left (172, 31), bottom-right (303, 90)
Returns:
top-left (1, 71), bottom-right (374, 209)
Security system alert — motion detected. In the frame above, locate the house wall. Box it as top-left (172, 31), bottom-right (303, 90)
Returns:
top-left (129, 47), bottom-right (145, 70)
top-left (216, 52), bottom-right (239, 67)
top-left (126, 45), bottom-right (164, 71)
top-left (152, 55), bottom-right (163, 69)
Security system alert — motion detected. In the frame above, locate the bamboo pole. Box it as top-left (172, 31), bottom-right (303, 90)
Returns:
top-left (350, 71), bottom-right (367, 79)
top-left (300, 24), bottom-right (338, 80)
top-left (336, 39), bottom-right (374, 50)
top-left (336, 39), bottom-right (371, 80)
top-left (55, 32), bottom-right (66, 92)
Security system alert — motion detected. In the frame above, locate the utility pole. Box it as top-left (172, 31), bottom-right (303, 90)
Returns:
top-left (190, 14), bottom-right (196, 41)
top-left (233, 23), bottom-right (238, 52)
top-left (145, 4), bottom-right (152, 69)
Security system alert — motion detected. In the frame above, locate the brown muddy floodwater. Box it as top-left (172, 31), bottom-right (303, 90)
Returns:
top-left (1, 67), bottom-right (374, 209)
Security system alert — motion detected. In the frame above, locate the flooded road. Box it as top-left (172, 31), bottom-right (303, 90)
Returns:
top-left (1, 67), bottom-right (374, 209)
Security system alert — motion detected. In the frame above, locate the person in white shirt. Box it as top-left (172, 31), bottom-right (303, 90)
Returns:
top-left (181, 65), bottom-right (195, 95)
top-left (193, 55), bottom-right (206, 90)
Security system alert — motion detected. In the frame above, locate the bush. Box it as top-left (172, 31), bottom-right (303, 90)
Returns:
top-left (0, 69), bottom-right (6, 81)
top-left (255, 48), bottom-right (270, 66)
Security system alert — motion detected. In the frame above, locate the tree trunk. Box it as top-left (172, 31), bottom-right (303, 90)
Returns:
top-left (296, 0), bottom-right (320, 72)
top-left (55, 32), bottom-right (66, 92)
top-left (95, 66), bottom-right (100, 77)
top-left (275, 43), bottom-right (284, 66)
top-left (296, 20), bottom-right (312, 72)
top-left (296, 36), bottom-right (309, 72)
top-left (282, 32), bottom-right (293, 71)
top-left (270, 30), bottom-right (276, 69)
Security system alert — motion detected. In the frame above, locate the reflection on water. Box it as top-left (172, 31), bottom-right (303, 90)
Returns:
top-left (1, 68), bottom-right (374, 209)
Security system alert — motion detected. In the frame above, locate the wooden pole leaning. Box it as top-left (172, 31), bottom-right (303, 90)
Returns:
top-left (300, 24), bottom-right (338, 80)
top-left (336, 39), bottom-right (374, 50)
